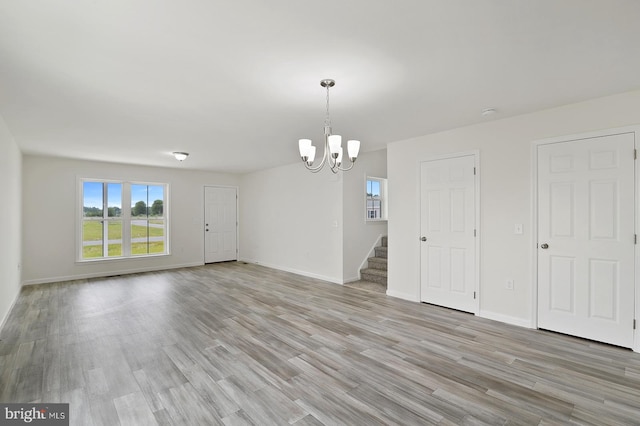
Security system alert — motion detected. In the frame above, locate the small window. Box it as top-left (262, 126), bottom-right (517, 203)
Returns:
top-left (80, 179), bottom-right (168, 261)
top-left (366, 176), bottom-right (387, 221)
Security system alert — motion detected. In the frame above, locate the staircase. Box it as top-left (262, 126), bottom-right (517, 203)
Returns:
top-left (360, 236), bottom-right (387, 286)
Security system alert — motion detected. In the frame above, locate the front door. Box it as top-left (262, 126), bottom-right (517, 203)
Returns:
top-left (204, 186), bottom-right (237, 263)
top-left (537, 133), bottom-right (635, 348)
top-left (420, 155), bottom-right (478, 313)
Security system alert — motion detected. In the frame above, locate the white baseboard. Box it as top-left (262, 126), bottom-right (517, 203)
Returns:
top-left (0, 287), bottom-right (20, 334)
top-left (343, 275), bottom-right (361, 284)
top-left (386, 289), bottom-right (420, 302)
top-left (479, 310), bottom-right (533, 329)
top-left (239, 258), bottom-right (343, 285)
top-left (21, 262), bottom-right (204, 286)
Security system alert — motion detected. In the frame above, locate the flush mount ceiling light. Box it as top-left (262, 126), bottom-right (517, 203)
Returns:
top-left (481, 108), bottom-right (497, 117)
top-left (173, 152), bottom-right (189, 161)
top-left (298, 79), bottom-right (361, 173)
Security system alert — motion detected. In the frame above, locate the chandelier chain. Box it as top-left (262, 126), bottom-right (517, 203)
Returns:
top-left (324, 84), bottom-right (331, 129)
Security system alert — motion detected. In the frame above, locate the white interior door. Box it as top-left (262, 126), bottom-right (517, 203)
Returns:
top-left (537, 133), bottom-right (635, 348)
top-left (420, 155), bottom-right (477, 313)
top-left (204, 186), bottom-right (237, 263)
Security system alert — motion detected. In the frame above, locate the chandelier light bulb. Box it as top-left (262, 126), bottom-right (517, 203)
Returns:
top-left (347, 140), bottom-right (360, 161)
top-left (307, 145), bottom-right (316, 165)
top-left (298, 139), bottom-right (312, 160)
top-left (328, 135), bottom-right (342, 157)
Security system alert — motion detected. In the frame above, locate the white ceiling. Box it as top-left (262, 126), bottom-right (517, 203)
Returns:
top-left (1, 1), bottom-right (640, 173)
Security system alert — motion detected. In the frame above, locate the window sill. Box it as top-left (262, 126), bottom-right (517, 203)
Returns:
top-left (76, 253), bottom-right (171, 264)
top-left (365, 219), bottom-right (387, 224)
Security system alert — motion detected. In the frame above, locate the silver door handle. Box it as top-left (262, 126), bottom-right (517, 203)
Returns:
top-left (420, 236), bottom-right (427, 241)
top-left (540, 243), bottom-right (549, 249)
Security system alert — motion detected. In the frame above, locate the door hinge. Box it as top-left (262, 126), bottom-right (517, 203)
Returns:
top-left (473, 167), bottom-right (476, 175)
top-left (473, 291), bottom-right (477, 300)
top-left (635, 234), bottom-right (637, 244)
top-left (634, 319), bottom-right (636, 330)
top-left (474, 229), bottom-right (477, 237)
top-left (635, 149), bottom-right (637, 160)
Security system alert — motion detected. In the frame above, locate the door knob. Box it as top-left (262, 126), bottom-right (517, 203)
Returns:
top-left (540, 243), bottom-right (549, 249)
top-left (420, 236), bottom-right (427, 241)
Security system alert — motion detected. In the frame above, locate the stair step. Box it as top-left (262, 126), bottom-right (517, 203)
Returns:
top-left (374, 246), bottom-right (388, 259)
top-left (361, 268), bottom-right (387, 285)
top-left (381, 236), bottom-right (388, 247)
top-left (344, 280), bottom-right (386, 293)
top-left (361, 268), bottom-right (387, 277)
top-left (367, 257), bottom-right (388, 271)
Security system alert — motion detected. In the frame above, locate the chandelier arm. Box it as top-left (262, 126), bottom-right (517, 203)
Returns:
top-left (303, 157), bottom-right (325, 172)
top-left (301, 135), bottom-right (330, 172)
top-left (333, 159), bottom-right (357, 172)
top-left (328, 145), bottom-right (341, 171)
top-left (305, 162), bottom-right (326, 173)
top-left (303, 157), bottom-right (326, 172)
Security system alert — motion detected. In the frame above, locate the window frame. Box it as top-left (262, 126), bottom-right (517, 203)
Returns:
top-left (365, 175), bottom-right (388, 222)
top-left (77, 178), bottom-right (170, 262)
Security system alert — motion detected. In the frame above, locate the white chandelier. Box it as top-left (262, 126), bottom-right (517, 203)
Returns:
top-left (298, 79), bottom-right (360, 173)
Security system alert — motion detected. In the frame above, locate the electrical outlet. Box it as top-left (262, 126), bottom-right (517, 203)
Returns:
top-left (505, 279), bottom-right (514, 290)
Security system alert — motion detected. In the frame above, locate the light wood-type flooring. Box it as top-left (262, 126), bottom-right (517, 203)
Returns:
top-left (1, 262), bottom-right (639, 425)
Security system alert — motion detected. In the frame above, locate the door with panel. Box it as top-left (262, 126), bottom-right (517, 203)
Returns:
top-left (537, 133), bottom-right (635, 348)
top-left (420, 155), bottom-right (478, 313)
top-left (204, 186), bottom-right (238, 263)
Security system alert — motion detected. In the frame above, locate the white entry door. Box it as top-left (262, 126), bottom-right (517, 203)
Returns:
top-left (204, 186), bottom-right (237, 263)
top-left (537, 133), bottom-right (635, 348)
top-left (420, 155), bottom-right (478, 313)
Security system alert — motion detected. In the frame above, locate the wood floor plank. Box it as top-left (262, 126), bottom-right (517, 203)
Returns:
top-left (63, 387), bottom-right (95, 426)
top-left (180, 364), bottom-right (240, 418)
top-left (85, 367), bottom-right (109, 396)
top-left (291, 375), bottom-right (387, 426)
top-left (0, 262), bottom-right (639, 425)
top-left (157, 382), bottom-right (223, 425)
top-left (89, 395), bottom-right (121, 426)
top-left (113, 391), bottom-right (159, 426)
top-left (347, 384), bottom-right (445, 425)
top-left (221, 409), bottom-right (256, 426)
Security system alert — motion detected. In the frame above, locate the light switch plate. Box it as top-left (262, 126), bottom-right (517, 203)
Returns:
top-left (514, 224), bottom-right (523, 234)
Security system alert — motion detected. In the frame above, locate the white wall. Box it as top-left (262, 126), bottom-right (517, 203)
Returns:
top-left (342, 149), bottom-right (387, 282)
top-left (0, 116), bottom-right (22, 328)
top-left (22, 155), bottom-right (239, 284)
top-left (387, 89), bottom-right (640, 326)
top-left (239, 162), bottom-right (343, 283)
